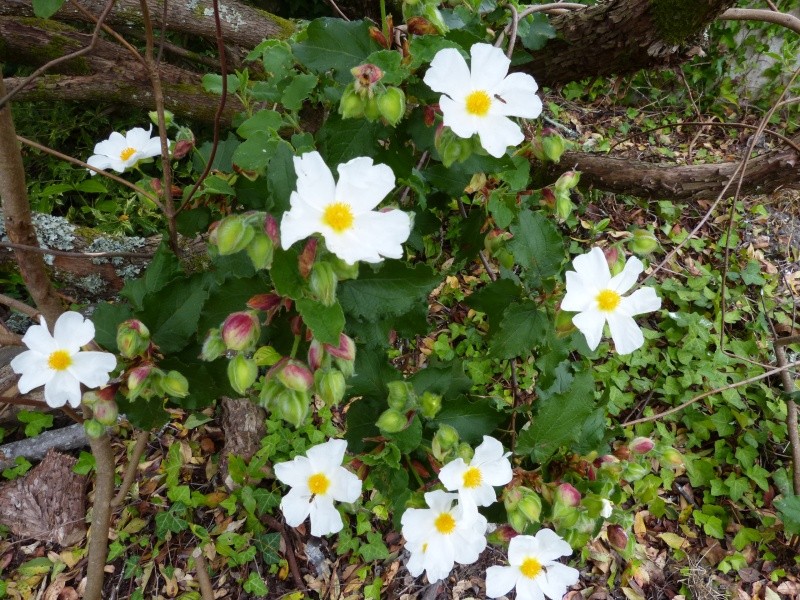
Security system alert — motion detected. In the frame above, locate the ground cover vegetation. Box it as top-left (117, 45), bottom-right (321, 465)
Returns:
top-left (0, 0), bottom-right (799, 598)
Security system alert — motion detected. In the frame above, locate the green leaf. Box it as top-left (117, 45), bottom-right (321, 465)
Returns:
top-left (293, 18), bottom-right (379, 82)
top-left (517, 13), bottom-right (556, 51)
top-left (489, 301), bottom-right (549, 359)
top-left (408, 36), bottom-right (463, 70)
top-left (339, 261), bottom-right (439, 322)
top-left (359, 531), bottom-right (390, 561)
top-left (385, 414), bottom-right (422, 454)
top-left (318, 114), bottom-right (383, 166)
top-left (32, 0), bottom-right (65, 18)
top-left (91, 302), bottom-right (134, 352)
top-left (434, 397), bottom-right (505, 445)
top-left (201, 73), bottom-right (239, 95)
top-left (17, 410), bottom-right (53, 437)
top-left (73, 451), bottom-right (95, 475)
top-left (270, 247), bottom-right (304, 299)
top-left (465, 278), bottom-right (523, 333)
top-left (197, 274), bottom-right (268, 336)
top-left (349, 349), bottom-right (401, 400)
top-left (255, 532), bottom-right (283, 565)
top-left (176, 206), bottom-right (211, 237)
top-left (410, 361), bottom-right (472, 400)
top-left (724, 473), bottom-right (750, 502)
top-left (488, 191), bottom-right (517, 229)
top-left (202, 175), bottom-right (236, 196)
top-left (296, 299), bottom-right (345, 346)
top-left (516, 370), bottom-right (594, 462)
top-left (243, 572), bottom-right (269, 597)
top-left (232, 133), bottom-right (279, 171)
top-left (237, 110), bottom-right (282, 139)
top-left (121, 242), bottom-right (183, 310)
top-left (144, 284), bottom-right (209, 354)
top-left (266, 140), bottom-right (296, 215)
top-left (155, 507), bottom-right (189, 538)
top-left (281, 73), bottom-right (318, 111)
top-left (423, 164), bottom-right (471, 198)
top-left (345, 396), bottom-right (385, 453)
top-left (508, 209), bottom-right (564, 287)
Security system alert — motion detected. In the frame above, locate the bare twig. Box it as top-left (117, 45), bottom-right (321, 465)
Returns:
top-left (776, 345), bottom-right (800, 495)
top-left (263, 515), bottom-right (305, 593)
top-left (193, 549), bottom-right (215, 600)
top-left (324, 0), bottom-right (349, 21)
top-left (68, 0), bottom-right (144, 62)
top-left (720, 8), bottom-right (800, 35)
top-left (0, 241), bottom-right (152, 260)
top-left (111, 430), bottom-right (151, 507)
top-left (0, 331), bottom-right (22, 346)
top-left (0, 294), bottom-right (39, 319)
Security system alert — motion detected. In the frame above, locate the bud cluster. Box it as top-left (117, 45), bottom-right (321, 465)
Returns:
top-left (339, 64), bottom-right (407, 126)
top-left (209, 212), bottom-right (278, 270)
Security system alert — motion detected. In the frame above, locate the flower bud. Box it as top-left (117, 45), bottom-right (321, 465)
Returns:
top-left (330, 257), bottom-right (359, 281)
top-left (277, 360), bottom-right (314, 392)
top-left (264, 214), bottom-right (280, 245)
top-left (487, 524), bottom-right (518, 545)
top-left (540, 187), bottom-right (556, 208)
top-left (376, 408), bottom-right (408, 433)
top-left (257, 375), bottom-right (284, 409)
top-left (316, 368), bottom-right (346, 406)
top-left (433, 424), bottom-right (459, 451)
top-left (555, 192), bottom-right (573, 221)
top-left (172, 139), bottom-right (194, 160)
top-left (214, 216), bottom-right (254, 256)
top-left (456, 442), bottom-right (474, 462)
top-left (82, 390), bottom-right (101, 408)
top-left (386, 380), bottom-right (414, 410)
top-left (117, 319), bottom-right (151, 358)
top-left (660, 447), bottom-right (684, 468)
top-left (542, 135), bottom-right (566, 163)
top-left (246, 231), bottom-right (274, 270)
top-left (351, 64), bottom-right (383, 94)
top-left (227, 354), bottom-right (258, 395)
top-left (406, 16), bottom-right (438, 35)
top-left (364, 96), bottom-right (381, 121)
top-left (310, 261), bottom-right (338, 306)
top-left (554, 170), bottom-right (580, 193)
top-left (247, 293), bottom-right (282, 312)
top-left (517, 490), bottom-right (543, 523)
top-left (308, 339), bottom-right (325, 372)
top-left (508, 508), bottom-right (528, 534)
top-left (325, 333), bottom-right (356, 362)
top-left (221, 311), bottom-right (261, 351)
top-left (628, 229), bottom-right (659, 256)
top-left (368, 26), bottom-right (389, 49)
top-left (128, 364), bottom-right (157, 400)
top-left (200, 328), bottom-right (225, 361)
top-left (607, 524), bottom-right (629, 550)
top-left (422, 4), bottom-right (448, 34)
top-left (377, 87), bottom-right (406, 126)
top-left (84, 418), bottom-right (106, 439)
top-left (435, 126), bottom-right (472, 167)
top-left (93, 399), bottom-right (119, 426)
top-left (274, 389), bottom-right (309, 427)
top-left (622, 462), bottom-right (648, 481)
top-left (339, 84), bottom-right (366, 119)
top-left (555, 483), bottom-right (582, 507)
top-left (162, 370), bottom-right (189, 398)
top-left (630, 436), bottom-right (655, 454)
top-left (419, 391), bottom-right (442, 419)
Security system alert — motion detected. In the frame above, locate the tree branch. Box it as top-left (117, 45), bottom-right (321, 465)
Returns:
top-left (720, 8), bottom-right (800, 35)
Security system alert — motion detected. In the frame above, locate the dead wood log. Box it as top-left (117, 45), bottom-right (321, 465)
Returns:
top-left (0, 424), bottom-right (88, 470)
top-left (219, 396), bottom-right (266, 490)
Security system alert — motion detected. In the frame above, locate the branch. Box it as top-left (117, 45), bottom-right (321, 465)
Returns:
top-left (111, 430), bottom-right (150, 507)
top-left (720, 8), bottom-right (800, 35)
top-left (83, 431), bottom-right (115, 600)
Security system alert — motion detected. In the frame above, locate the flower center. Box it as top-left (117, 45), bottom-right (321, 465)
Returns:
top-left (462, 467), bottom-right (482, 489)
top-left (465, 90), bottom-right (491, 117)
top-left (322, 202), bottom-right (355, 233)
top-left (47, 350), bottom-right (72, 371)
top-left (519, 557), bottom-right (542, 579)
top-left (307, 472), bottom-right (330, 495)
top-left (596, 289), bottom-right (621, 312)
top-left (434, 512), bottom-right (456, 535)
top-left (119, 147), bottom-right (137, 162)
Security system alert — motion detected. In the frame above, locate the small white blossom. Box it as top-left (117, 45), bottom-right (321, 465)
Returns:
top-left (274, 438), bottom-right (362, 536)
top-left (561, 247), bottom-right (661, 355)
top-left (280, 151), bottom-right (412, 265)
top-left (87, 126), bottom-right (163, 174)
top-left (600, 499), bottom-right (613, 519)
top-left (10, 312), bottom-right (116, 408)
top-left (438, 435), bottom-right (512, 511)
top-left (486, 529), bottom-right (579, 600)
top-left (423, 43), bottom-right (542, 158)
top-left (401, 490), bottom-right (487, 584)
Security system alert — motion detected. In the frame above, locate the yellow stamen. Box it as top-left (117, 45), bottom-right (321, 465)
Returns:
top-left (119, 147), bottom-right (137, 161)
top-left (434, 513), bottom-right (456, 534)
top-left (47, 350), bottom-right (72, 371)
top-left (519, 557), bottom-right (542, 579)
top-left (422, 542), bottom-right (428, 553)
top-left (322, 202), bottom-right (355, 233)
top-left (307, 473), bottom-right (330, 495)
top-left (462, 467), bottom-right (482, 489)
top-left (465, 90), bottom-right (491, 116)
top-left (596, 289), bottom-right (621, 312)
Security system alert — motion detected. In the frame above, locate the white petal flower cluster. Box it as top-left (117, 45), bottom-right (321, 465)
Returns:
top-left (561, 247), bottom-right (662, 355)
top-left (274, 438), bottom-right (362, 537)
top-left (11, 311), bottom-right (117, 408)
top-left (424, 43), bottom-right (542, 158)
top-left (438, 435), bottom-right (512, 511)
top-left (87, 126), bottom-right (163, 175)
top-left (280, 151), bottom-right (412, 265)
top-left (486, 529), bottom-right (580, 600)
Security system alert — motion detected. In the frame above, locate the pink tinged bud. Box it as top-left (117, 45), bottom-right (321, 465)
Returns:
top-left (351, 63), bottom-right (384, 90)
top-left (117, 319), bottom-right (151, 358)
top-left (247, 293), bottom-right (282, 312)
top-left (631, 437), bottom-right (655, 454)
top-left (172, 139), bottom-right (194, 160)
top-left (84, 419), bottom-right (106, 439)
top-left (599, 454), bottom-right (620, 464)
top-left (607, 524), bottom-right (629, 550)
top-left (602, 246), bottom-right (618, 266)
top-left (264, 214), bottom-right (279, 245)
top-left (221, 311), bottom-right (261, 351)
top-left (556, 483), bottom-right (582, 507)
top-left (308, 339), bottom-right (324, 372)
top-left (277, 360), bottom-right (313, 392)
top-left (128, 364), bottom-right (153, 390)
top-left (93, 399), bottom-right (119, 426)
top-left (541, 187), bottom-right (556, 207)
top-left (325, 333), bottom-right (355, 362)
top-left (298, 238), bottom-right (317, 279)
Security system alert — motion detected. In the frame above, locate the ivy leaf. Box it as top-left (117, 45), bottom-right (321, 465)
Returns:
top-left (255, 532), bottom-right (282, 565)
top-left (508, 209), bottom-right (564, 287)
top-left (359, 531), bottom-right (390, 561)
top-left (340, 261), bottom-right (439, 322)
top-left (296, 299), bottom-right (345, 346)
top-left (489, 300), bottom-right (549, 359)
top-left (32, 0), bottom-right (65, 19)
top-left (292, 18), bottom-right (379, 82)
top-left (434, 397), bottom-right (505, 445)
top-left (243, 572), bottom-right (269, 597)
top-left (516, 370), bottom-right (594, 462)
top-left (155, 507), bottom-right (189, 538)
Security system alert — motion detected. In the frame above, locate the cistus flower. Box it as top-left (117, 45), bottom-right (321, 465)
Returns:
top-left (438, 435), bottom-right (512, 511)
top-left (401, 490), bottom-right (488, 584)
top-left (423, 43), bottom-right (542, 158)
top-left (86, 126), bottom-right (164, 174)
top-left (273, 439), bottom-right (362, 536)
top-left (485, 529), bottom-right (579, 600)
top-left (10, 312), bottom-right (116, 408)
top-left (561, 247), bottom-right (662, 355)
top-left (280, 151), bottom-right (412, 265)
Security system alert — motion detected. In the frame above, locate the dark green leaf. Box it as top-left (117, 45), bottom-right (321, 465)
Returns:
top-left (145, 285), bottom-right (209, 354)
top-left (296, 299), bottom-right (345, 346)
top-left (32, 0), bottom-right (65, 19)
top-left (266, 140), bottom-right (296, 215)
top-left (489, 300), bottom-right (549, 359)
top-left (349, 349), bottom-right (400, 399)
top-left (508, 209), bottom-right (564, 287)
top-left (517, 13), bottom-right (556, 51)
top-left (91, 302), bottom-right (134, 352)
top-left (270, 247), bottom-right (304, 299)
top-left (434, 397), bottom-right (505, 445)
top-left (281, 73), bottom-right (318, 111)
top-left (197, 274), bottom-right (267, 335)
top-left (255, 532), bottom-right (283, 565)
top-left (176, 207), bottom-right (211, 237)
top-left (465, 279), bottom-right (523, 333)
top-left (345, 396), bottom-right (385, 452)
top-left (385, 414), bottom-right (422, 454)
top-left (318, 114), bottom-right (383, 166)
top-left (408, 36), bottom-right (464, 70)
top-left (232, 133), bottom-right (279, 171)
top-left (237, 110), bottom-right (282, 139)
top-left (293, 19), bottom-right (379, 82)
top-left (120, 242), bottom-right (183, 310)
top-left (410, 361), bottom-right (472, 400)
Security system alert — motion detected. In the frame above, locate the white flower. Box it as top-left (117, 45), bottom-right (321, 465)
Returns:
top-left (561, 247), bottom-right (661, 355)
top-left (600, 499), bottom-right (613, 519)
top-left (486, 529), bottom-right (579, 600)
top-left (423, 43), bottom-right (542, 158)
top-left (401, 490), bottom-right (487, 584)
top-left (280, 151), bottom-right (412, 265)
top-left (273, 438), bottom-right (362, 537)
top-left (10, 312), bottom-right (117, 408)
top-left (87, 126), bottom-right (163, 174)
top-left (438, 435), bottom-right (512, 511)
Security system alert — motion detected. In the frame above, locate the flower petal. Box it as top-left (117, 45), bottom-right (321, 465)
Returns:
top-left (475, 115), bottom-right (524, 158)
top-left (86, 154), bottom-right (117, 174)
top-left (539, 563), bottom-right (579, 599)
top-left (440, 95), bottom-right (480, 139)
top-left (68, 351), bottom-right (116, 388)
top-left (274, 456), bottom-right (313, 489)
top-left (139, 136), bottom-right (164, 160)
top-left (44, 371), bottom-right (81, 408)
top-left (469, 43), bottom-right (510, 91)
top-left (280, 487), bottom-right (312, 527)
top-left (608, 256), bottom-right (644, 294)
top-left (324, 209), bottom-right (411, 264)
top-left (493, 73), bottom-right (542, 119)
top-left (53, 312), bottom-right (95, 352)
top-left (486, 565), bottom-right (519, 598)
top-left (516, 577), bottom-right (546, 600)
top-left (424, 490), bottom-right (458, 514)
top-left (306, 438), bottom-right (347, 472)
top-left (93, 132), bottom-right (125, 156)
top-left (472, 436), bottom-right (505, 465)
top-left (424, 48), bottom-right (471, 99)
top-left (280, 195), bottom-right (322, 249)
top-left (405, 539), bottom-right (427, 577)
top-left (330, 467), bottom-right (362, 503)
top-left (309, 496), bottom-right (343, 536)
top-left (422, 536), bottom-right (455, 583)
top-left (561, 271), bottom-right (596, 312)
top-left (293, 151), bottom-right (336, 211)
top-left (437, 458), bottom-right (467, 491)
top-left (401, 507), bottom-right (433, 543)
top-left (572, 248), bottom-right (611, 289)
top-left (335, 157), bottom-right (395, 213)
top-left (620, 287), bottom-right (661, 317)
top-left (605, 312), bottom-right (644, 355)
top-left (572, 309), bottom-right (606, 351)
top-left (534, 528), bottom-right (573, 562)
top-left (125, 126), bottom-right (154, 148)
top-left (20, 319), bottom-right (57, 355)
top-left (12, 352), bottom-right (52, 394)
top-left (508, 535), bottom-right (541, 566)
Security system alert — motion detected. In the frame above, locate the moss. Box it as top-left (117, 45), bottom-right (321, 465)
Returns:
top-left (258, 10), bottom-right (295, 39)
top-left (649, 0), bottom-right (716, 45)
top-left (14, 19), bottom-right (91, 73)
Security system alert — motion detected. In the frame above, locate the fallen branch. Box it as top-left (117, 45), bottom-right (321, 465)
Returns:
top-left (0, 423), bottom-right (88, 470)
